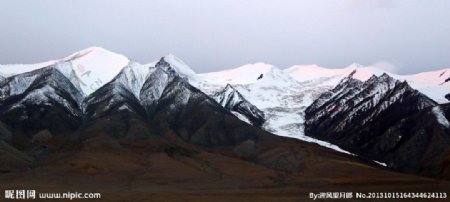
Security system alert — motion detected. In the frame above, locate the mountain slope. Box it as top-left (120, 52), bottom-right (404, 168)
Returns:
top-left (83, 62), bottom-right (151, 120)
top-left (152, 76), bottom-right (261, 148)
top-left (139, 62), bottom-right (260, 148)
top-left (213, 84), bottom-right (265, 127)
top-left (0, 67), bottom-right (83, 140)
top-left (305, 73), bottom-right (450, 177)
top-left (148, 57), bottom-right (267, 130)
top-left (0, 47), bottom-right (130, 96)
top-left (0, 61), bottom-right (57, 77)
top-left (395, 68), bottom-right (450, 103)
top-left (199, 63), bottom-right (350, 153)
top-left (200, 63), bottom-right (310, 136)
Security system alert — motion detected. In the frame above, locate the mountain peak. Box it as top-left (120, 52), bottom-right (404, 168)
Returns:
top-left (240, 62), bottom-right (275, 71)
top-left (163, 53), bottom-right (180, 60)
top-left (380, 72), bottom-right (392, 79)
top-left (0, 47), bottom-right (131, 95)
top-left (224, 83), bottom-right (235, 90)
top-left (75, 46), bottom-right (108, 54)
top-left (366, 72), bottom-right (395, 83)
top-left (156, 54), bottom-right (199, 83)
top-left (61, 47), bottom-right (128, 62)
top-left (54, 47), bottom-right (130, 95)
top-left (252, 62), bottom-right (273, 68)
top-left (347, 63), bottom-right (364, 69)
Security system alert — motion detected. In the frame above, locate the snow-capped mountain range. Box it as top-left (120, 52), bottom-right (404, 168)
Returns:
top-left (304, 72), bottom-right (450, 175)
top-left (1, 47), bottom-right (449, 155)
top-left (199, 62), bottom-right (449, 154)
top-left (286, 63), bottom-right (450, 103)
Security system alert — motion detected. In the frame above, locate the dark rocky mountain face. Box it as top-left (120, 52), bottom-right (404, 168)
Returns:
top-left (305, 73), bottom-right (450, 178)
top-left (140, 67), bottom-right (260, 149)
top-left (444, 103), bottom-right (450, 116)
top-left (0, 67), bottom-right (83, 143)
top-left (139, 67), bottom-right (172, 114)
top-left (213, 84), bottom-right (265, 127)
top-left (154, 79), bottom-right (259, 149)
top-left (83, 80), bottom-right (147, 120)
top-left (83, 64), bottom-right (148, 120)
top-left (446, 93), bottom-right (450, 101)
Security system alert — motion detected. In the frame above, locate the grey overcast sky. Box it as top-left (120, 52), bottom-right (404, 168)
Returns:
top-left (1, 0), bottom-right (450, 74)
